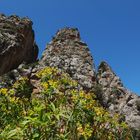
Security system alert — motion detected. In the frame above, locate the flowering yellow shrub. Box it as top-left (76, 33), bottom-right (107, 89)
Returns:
top-left (13, 77), bottom-right (32, 98)
top-left (0, 88), bottom-right (8, 95)
top-left (0, 67), bottom-right (133, 140)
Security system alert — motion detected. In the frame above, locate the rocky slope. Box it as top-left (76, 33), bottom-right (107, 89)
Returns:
top-left (0, 14), bottom-right (38, 76)
top-left (97, 62), bottom-right (140, 131)
top-left (0, 14), bottom-right (140, 139)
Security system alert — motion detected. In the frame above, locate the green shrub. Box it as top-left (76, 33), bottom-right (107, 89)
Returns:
top-left (0, 67), bottom-right (133, 140)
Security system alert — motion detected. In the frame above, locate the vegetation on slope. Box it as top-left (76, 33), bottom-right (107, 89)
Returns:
top-left (0, 67), bottom-right (132, 140)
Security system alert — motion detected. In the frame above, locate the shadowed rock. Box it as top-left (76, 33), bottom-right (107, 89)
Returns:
top-left (0, 14), bottom-right (38, 76)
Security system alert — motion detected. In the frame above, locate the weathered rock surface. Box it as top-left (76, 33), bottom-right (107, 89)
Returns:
top-left (40, 28), bottom-right (96, 90)
top-left (0, 14), bottom-right (38, 76)
top-left (0, 20), bottom-right (140, 139)
top-left (97, 61), bottom-right (140, 135)
top-left (0, 62), bottom-right (38, 88)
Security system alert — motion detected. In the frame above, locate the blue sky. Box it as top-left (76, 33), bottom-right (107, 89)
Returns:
top-left (0, 0), bottom-right (140, 94)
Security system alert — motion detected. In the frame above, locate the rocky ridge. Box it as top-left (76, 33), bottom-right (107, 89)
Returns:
top-left (97, 61), bottom-right (140, 131)
top-left (0, 14), bottom-right (140, 139)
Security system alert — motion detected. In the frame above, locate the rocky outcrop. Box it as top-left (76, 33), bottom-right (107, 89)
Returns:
top-left (97, 61), bottom-right (140, 136)
top-left (0, 14), bottom-right (38, 76)
top-left (0, 20), bottom-right (140, 139)
top-left (40, 28), bottom-right (96, 90)
top-left (0, 62), bottom-right (37, 88)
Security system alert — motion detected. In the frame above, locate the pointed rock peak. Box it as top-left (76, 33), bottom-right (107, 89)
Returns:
top-left (40, 27), bottom-right (96, 90)
top-left (97, 61), bottom-right (123, 88)
top-left (98, 61), bottom-right (114, 74)
top-left (52, 27), bottom-right (81, 41)
top-left (97, 61), bottom-right (140, 133)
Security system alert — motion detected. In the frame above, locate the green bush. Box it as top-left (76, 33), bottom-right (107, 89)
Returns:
top-left (0, 67), bottom-right (133, 140)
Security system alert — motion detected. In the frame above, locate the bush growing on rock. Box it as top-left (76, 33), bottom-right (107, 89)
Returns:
top-left (0, 67), bottom-right (133, 140)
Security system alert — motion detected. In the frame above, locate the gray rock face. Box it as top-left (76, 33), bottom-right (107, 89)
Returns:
top-left (0, 14), bottom-right (38, 76)
top-left (0, 62), bottom-right (38, 89)
top-left (97, 61), bottom-right (140, 132)
top-left (40, 28), bottom-right (96, 90)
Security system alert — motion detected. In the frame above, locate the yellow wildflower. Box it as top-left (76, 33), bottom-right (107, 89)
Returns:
top-left (36, 67), bottom-right (57, 78)
top-left (41, 82), bottom-right (49, 90)
top-left (85, 94), bottom-right (92, 100)
top-left (79, 91), bottom-right (84, 98)
top-left (94, 107), bottom-right (103, 116)
top-left (48, 80), bottom-right (58, 88)
top-left (71, 89), bottom-right (77, 95)
top-left (0, 88), bottom-right (8, 95)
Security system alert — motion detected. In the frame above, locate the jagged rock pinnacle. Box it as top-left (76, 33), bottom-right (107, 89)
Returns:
top-left (97, 61), bottom-right (123, 88)
top-left (40, 27), bottom-right (96, 90)
top-left (98, 61), bottom-right (114, 72)
top-left (97, 61), bottom-right (140, 134)
top-left (53, 27), bottom-right (81, 41)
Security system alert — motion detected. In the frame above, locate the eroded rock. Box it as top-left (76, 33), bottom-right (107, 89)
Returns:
top-left (0, 14), bottom-right (38, 75)
top-left (97, 61), bottom-right (140, 134)
top-left (40, 27), bottom-right (96, 90)
top-left (0, 22), bottom-right (140, 139)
